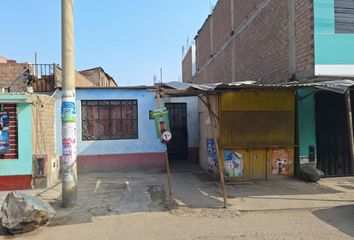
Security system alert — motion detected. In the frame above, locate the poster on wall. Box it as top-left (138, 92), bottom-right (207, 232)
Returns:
top-left (0, 112), bottom-right (10, 154)
top-left (271, 148), bottom-right (290, 176)
top-left (224, 150), bottom-right (243, 178)
top-left (206, 138), bottom-right (218, 171)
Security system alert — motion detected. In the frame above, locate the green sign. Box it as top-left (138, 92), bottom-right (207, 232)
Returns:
top-left (151, 108), bottom-right (170, 139)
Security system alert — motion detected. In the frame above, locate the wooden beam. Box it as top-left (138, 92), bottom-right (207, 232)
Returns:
top-left (198, 95), bottom-right (219, 121)
top-left (206, 95), bottom-right (228, 208)
top-left (155, 87), bottom-right (174, 204)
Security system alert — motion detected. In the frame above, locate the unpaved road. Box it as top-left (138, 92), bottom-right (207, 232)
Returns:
top-left (1, 172), bottom-right (353, 239)
top-left (4, 208), bottom-right (353, 240)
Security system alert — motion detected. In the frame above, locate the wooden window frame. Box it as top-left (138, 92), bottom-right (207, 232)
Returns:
top-left (81, 100), bottom-right (138, 141)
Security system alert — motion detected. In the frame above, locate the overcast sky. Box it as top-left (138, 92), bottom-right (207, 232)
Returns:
top-left (0, 1), bottom-right (217, 86)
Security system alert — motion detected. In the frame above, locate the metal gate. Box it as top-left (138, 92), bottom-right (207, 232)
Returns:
top-left (315, 91), bottom-right (354, 176)
top-left (165, 103), bottom-right (188, 160)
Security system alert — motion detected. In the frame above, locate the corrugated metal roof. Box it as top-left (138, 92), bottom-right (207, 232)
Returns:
top-left (75, 85), bottom-right (153, 90)
top-left (159, 80), bottom-right (354, 96)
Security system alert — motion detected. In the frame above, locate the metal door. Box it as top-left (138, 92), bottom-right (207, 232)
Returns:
top-left (315, 91), bottom-right (353, 176)
top-left (165, 103), bottom-right (188, 160)
top-left (250, 149), bottom-right (267, 180)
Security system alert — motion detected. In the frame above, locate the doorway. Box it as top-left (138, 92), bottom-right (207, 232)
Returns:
top-left (165, 103), bottom-right (188, 160)
top-left (315, 91), bottom-right (353, 176)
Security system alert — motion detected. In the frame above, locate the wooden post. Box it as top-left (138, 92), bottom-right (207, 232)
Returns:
top-left (156, 88), bottom-right (173, 203)
top-left (207, 95), bottom-right (228, 208)
top-left (164, 146), bottom-right (173, 203)
top-left (345, 90), bottom-right (354, 173)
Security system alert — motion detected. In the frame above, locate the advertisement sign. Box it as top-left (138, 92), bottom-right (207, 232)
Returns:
top-left (62, 98), bottom-right (76, 124)
top-left (224, 150), bottom-right (243, 177)
top-left (151, 108), bottom-right (170, 140)
top-left (61, 97), bottom-right (77, 166)
top-left (271, 148), bottom-right (290, 176)
top-left (0, 112), bottom-right (9, 154)
top-left (207, 138), bottom-right (218, 171)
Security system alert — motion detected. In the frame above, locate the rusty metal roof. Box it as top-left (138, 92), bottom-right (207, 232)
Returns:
top-left (159, 79), bottom-right (354, 96)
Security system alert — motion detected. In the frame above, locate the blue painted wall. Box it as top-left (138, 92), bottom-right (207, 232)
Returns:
top-left (314, 0), bottom-right (354, 65)
top-left (297, 89), bottom-right (317, 164)
top-left (0, 96), bottom-right (33, 176)
top-left (55, 88), bottom-right (164, 156)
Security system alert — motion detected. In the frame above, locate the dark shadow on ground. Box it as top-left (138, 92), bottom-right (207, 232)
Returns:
top-left (0, 225), bottom-right (9, 237)
top-left (312, 205), bottom-right (354, 237)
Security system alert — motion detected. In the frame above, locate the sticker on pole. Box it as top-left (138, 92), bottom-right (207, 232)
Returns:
top-left (62, 98), bottom-right (76, 124)
top-left (161, 131), bottom-right (172, 142)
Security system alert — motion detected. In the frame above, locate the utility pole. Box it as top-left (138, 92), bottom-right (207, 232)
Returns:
top-left (61, 0), bottom-right (77, 207)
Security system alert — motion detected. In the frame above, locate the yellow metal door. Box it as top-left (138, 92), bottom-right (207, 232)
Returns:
top-left (250, 149), bottom-right (267, 180)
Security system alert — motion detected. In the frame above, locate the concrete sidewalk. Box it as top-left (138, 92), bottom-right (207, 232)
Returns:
top-left (0, 170), bottom-right (353, 218)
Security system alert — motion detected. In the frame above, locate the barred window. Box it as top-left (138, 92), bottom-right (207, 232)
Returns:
top-left (81, 100), bottom-right (138, 140)
top-left (335, 0), bottom-right (354, 33)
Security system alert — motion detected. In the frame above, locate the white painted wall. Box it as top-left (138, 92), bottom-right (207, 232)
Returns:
top-left (163, 96), bottom-right (199, 148)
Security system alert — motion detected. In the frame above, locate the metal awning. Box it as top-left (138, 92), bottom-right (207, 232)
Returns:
top-left (158, 79), bottom-right (354, 96)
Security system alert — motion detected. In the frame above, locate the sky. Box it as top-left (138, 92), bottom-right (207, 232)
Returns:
top-left (0, 1), bottom-right (217, 86)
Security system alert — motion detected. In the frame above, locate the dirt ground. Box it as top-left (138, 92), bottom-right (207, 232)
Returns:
top-left (2, 208), bottom-right (354, 240)
top-left (0, 163), bottom-right (353, 240)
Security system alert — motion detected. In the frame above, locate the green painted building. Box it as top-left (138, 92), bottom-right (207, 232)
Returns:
top-left (0, 94), bottom-right (33, 190)
top-left (314, 0), bottom-right (354, 77)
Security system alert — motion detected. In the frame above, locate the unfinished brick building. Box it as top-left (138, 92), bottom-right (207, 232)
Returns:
top-left (179, 0), bottom-right (354, 180)
top-left (183, 0), bottom-right (354, 84)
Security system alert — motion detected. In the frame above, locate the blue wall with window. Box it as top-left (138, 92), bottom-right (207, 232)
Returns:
top-left (55, 88), bottom-right (164, 156)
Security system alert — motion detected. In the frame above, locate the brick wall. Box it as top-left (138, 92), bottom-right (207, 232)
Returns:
top-left (234, 0), bottom-right (263, 28)
top-left (213, 0), bottom-right (232, 52)
top-left (186, 0), bottom-right (315, 84)
top-left (80, 69), bottom-right (101, 86)
top-left (182, 48), bottom-right (193, 83)
top-left (196, 16), bottom-right (212, 71)
top-left (213, 43), bottom-right (232, 83)
top-left (30, 94), bottom-right (56, 158)
top-left (0, 60), bottom-right (28, 87)
top-left (78, 68), bottom-right (117, 87)
top-left (295, 0), bottom-right (314, 79)
top-left (234, 0), bottom-right (290, 83)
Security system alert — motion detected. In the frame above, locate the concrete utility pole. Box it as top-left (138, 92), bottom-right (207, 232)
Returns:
top-left (61, 0), bottom-right (78, 207)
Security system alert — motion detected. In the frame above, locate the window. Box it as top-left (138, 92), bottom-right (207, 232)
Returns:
top-left (335, 0), bottom-right (354, 33)
top-left (81, 100), bottom-right (138, 140)
top-left (0, 104), bottom-right (18, 159)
